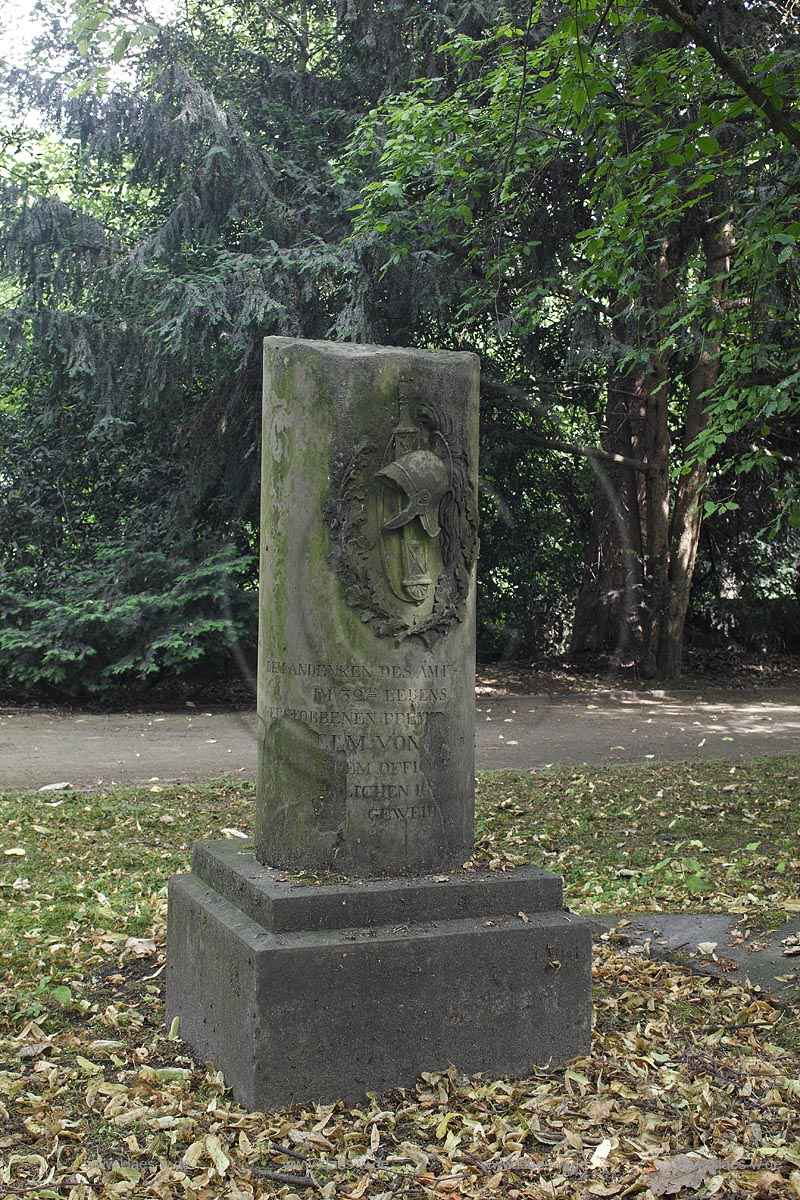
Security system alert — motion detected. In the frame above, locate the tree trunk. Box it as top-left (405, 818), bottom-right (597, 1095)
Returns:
top-left (570, 379), bottom-right (646, 658)
top-left (638, 356), bottom-right (672, 677)
top-left (656, 201), bottom-right (734, 676)
top-left (638, 235), bottom-right (681, 678)
top-left (570, 203), bottom-right (733, 681)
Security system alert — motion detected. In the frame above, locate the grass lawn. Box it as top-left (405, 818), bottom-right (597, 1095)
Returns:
top-left (1, 758), bottom-right (799, 1199)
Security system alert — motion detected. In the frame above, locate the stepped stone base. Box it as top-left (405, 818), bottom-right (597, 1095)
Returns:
top-left (166, 840), bottom-right (592, 1110)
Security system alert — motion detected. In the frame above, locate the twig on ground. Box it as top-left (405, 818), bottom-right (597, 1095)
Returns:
top-left (250, 1166), bottom-right (317, 1187)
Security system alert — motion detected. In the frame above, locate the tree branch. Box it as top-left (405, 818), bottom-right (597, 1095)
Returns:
top-left (493, 0), bottom-right (536, 208)
top-left (249, 1168), bottom-right (316, 1187)
top-left (483, 426), bottom-right (653, 474)
top-left (648, 0), bottom-right (800, 151)
top-left (262, 4), bottom-right (310, 63)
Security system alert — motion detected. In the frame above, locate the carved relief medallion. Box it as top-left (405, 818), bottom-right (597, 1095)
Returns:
top-left (325, 378), bottom-right (478, 645)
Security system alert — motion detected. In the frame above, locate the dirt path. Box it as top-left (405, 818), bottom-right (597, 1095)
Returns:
top-left (476, 688), bottom-right (800, 770)
top-left (2, 687), bottom-right (799, 790)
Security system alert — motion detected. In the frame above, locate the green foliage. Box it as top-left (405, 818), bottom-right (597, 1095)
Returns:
top-left (4, 0), bottom-right (564, 694)
top-left (689, 494), bottom-right (800, 652)
top-left (348, 0), bottom-right (800, 439)
top-left (0, 539), bottom-right (257, 697)
top-left (345, 0), bottom-right (800, 665)
top-left (477, 441), bottom-right (590, 658)
top-left (0, 0), bottom-right (797, 690)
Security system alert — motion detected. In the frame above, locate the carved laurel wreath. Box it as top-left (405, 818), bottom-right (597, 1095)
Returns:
top-left (324, 402), bottom-right (478, 647)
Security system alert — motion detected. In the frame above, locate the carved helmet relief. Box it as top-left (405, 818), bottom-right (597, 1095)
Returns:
top-left (378, 450), bottom-right (450, 539)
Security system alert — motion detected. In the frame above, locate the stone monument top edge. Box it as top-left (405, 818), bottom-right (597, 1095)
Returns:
top-left (263, 335), bottom-right (479, 368)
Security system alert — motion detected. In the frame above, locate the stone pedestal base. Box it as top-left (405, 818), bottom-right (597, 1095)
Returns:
top-left (166, 841), bottom-right (592, 1110)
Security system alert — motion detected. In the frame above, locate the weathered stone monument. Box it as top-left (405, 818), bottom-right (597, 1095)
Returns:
top-left (166, 338), bottom-right (591, 1109)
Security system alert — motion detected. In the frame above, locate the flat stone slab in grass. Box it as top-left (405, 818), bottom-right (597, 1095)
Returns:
top-left (592, 912), bottom-right (800, 1005)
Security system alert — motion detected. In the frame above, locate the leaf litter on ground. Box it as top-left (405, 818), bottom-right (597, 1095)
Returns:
top-left (1, 758), bottom-right (799, 1198)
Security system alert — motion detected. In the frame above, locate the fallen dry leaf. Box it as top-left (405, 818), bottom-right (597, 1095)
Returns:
top-left (205, 1133), bottom-right (230, 1176)
top-left (590, 1137), bottom-right (613, 1167)
top-left (18, 1041), bottom-right (54, 1060)
top-left (124, 936), bottom-right (156, 956)
top-left (649, 1154), bottom-right (723, 1196)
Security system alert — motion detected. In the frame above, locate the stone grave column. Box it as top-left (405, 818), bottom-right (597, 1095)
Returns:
top-left (256, 339), bottom-right (479, 877)
top-left (166, 338), bottom-right (592, 1110)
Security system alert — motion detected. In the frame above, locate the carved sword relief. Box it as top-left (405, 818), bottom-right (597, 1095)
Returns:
top-left (377, 379), bottom-right (451, 607)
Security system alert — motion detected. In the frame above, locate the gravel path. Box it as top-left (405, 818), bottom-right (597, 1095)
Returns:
top-left (2, 687), bottom-right (799, 790)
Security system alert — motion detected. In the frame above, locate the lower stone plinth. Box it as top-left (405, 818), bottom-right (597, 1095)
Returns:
top-left (166, 841), bottom-right (592, 1110)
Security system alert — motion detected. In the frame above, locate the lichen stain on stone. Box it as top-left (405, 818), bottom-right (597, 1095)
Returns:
top-left (258, 715), bottom-right (347, 861)
top-left (419, 709), bottom-right (473, 860)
